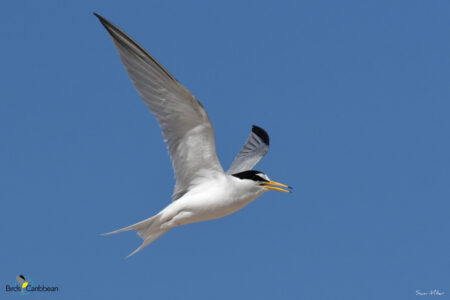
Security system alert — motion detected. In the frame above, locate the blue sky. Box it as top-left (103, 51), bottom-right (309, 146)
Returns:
top-left (1, 1), bottom-right (450, 299)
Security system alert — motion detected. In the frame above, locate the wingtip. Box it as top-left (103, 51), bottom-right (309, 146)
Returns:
top-left (93, 13), bottom-right (120, 40)
top-left (93, 12), bottom-right (103, 20)
top-left (93, 12), bottom-right (112, 29)
top-left (252, 125), bottom-right (270, 146)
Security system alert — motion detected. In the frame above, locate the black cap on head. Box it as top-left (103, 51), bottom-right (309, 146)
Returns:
top-left (231, 170), bottom-right (268, 182)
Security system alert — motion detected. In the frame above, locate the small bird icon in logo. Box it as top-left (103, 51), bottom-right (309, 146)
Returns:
top-left (16, 275), bottom-right (29, 291)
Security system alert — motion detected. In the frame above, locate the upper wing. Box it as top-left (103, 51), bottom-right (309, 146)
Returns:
top-left (95, 14), bottom-right (223, 200)
top-left (227, 125), bottom-right (270, 174)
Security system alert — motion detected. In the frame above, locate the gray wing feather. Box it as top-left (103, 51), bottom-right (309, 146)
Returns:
top-left (227, 125), bottom-right (270, 174)
top-left (95, 14), bottom-right (223, 200)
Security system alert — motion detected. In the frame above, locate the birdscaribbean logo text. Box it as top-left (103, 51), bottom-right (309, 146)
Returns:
top-left (5, 275), bottom-right (59, 295)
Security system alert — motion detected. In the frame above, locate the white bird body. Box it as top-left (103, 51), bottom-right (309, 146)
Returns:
top-left (94, 13), bottom-right (292, 257)
top-left (160, 172), bottom-right (267, 228)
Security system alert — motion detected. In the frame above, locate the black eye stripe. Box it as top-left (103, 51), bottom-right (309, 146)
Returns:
top-left (254, 175), bottom-right (269, 182)
top-left (232, 170), bottom-right (268, 182)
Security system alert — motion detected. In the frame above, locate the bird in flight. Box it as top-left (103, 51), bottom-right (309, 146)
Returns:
top-left (94, 13), bottom-right (292, 257)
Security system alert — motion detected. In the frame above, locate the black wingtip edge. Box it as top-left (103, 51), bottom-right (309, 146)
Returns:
top-left (252, 125), bottom-right (270, 146)
top-left (93, 12), bottom-right (109, 26)
top-left (93, 13), bottom-right (107, 27)
top-left (93, 12), bottom-right (102, 19)
top-left (93, 13), bottom-right (113, 29)
top-left (93, 12), bottom-right (102, 20)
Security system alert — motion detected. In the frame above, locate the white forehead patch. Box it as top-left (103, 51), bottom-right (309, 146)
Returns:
top-left (257, 173), bottom-right (270, 182)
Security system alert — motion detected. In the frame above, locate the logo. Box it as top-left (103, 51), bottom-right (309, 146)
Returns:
top-left (5, 275), bottom-right (58, 295)
top-left (15, 275), bottom-right (30, 294)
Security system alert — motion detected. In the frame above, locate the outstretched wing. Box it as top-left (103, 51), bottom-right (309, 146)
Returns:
top-left (227, 125), bottom-right (270, 174)
top-left (95, 14), bottom-right (223, 200)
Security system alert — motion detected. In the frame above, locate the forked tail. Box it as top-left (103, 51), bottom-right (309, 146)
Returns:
top-left (102, 214), bottom-right (168, 258)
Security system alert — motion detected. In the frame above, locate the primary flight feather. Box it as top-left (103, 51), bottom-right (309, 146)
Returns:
top-left (94, 13), bottom-right (292, 257)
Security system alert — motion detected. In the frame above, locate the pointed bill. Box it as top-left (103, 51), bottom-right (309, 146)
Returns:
top-left (261, 180), bottom-right (293, 193)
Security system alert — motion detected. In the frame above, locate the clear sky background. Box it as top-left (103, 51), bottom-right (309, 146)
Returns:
top-left (1, 1), bottom-right (450, 299)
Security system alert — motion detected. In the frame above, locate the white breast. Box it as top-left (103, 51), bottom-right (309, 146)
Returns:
top-left (161, 172), bottom-right (266, 226)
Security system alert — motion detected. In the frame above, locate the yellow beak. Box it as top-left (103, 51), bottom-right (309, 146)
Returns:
top-left (261, 180), bottom-right (292, 193)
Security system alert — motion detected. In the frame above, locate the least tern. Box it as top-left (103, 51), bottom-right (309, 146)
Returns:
top-left (94, 13), bottom-right (292, 257)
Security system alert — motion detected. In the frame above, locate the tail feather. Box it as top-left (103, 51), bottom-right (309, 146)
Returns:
top-left (102, 213), bottom-right (169, 257)
top-left (126, 229), bottom-right (168, 258)
top-left (102, 214), bottom-right (161, 237)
